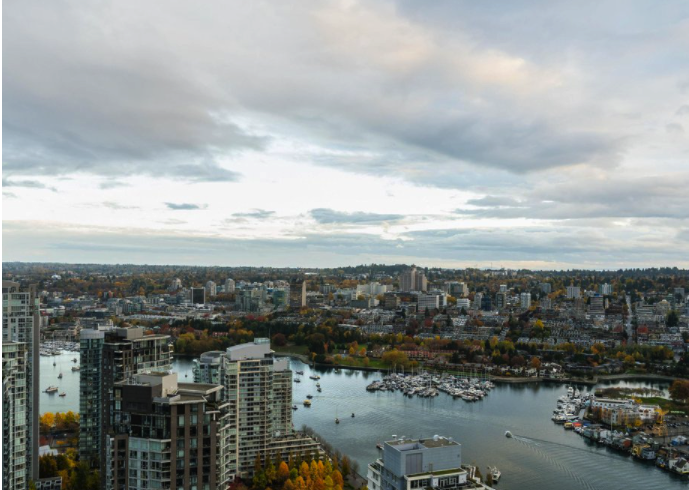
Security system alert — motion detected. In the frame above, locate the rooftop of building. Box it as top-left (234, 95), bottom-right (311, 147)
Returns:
top-left (386, 436), bottom-right (459, 450)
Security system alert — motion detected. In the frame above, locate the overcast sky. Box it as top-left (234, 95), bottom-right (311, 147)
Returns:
top-left (3, 0), bottom-right (689, 269)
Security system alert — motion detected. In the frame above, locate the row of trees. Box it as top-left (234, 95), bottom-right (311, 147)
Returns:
top-left (36, 450), bottom-right (99, 490)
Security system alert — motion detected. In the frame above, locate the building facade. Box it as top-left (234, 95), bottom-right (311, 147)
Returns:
top-left (193, 339), bottom-right (321, 481)
top-left (2, 281), bottom-right (40, 484)
top-left (3, 341), bottom-right (29, 490)
top-left (368, 436), bottom-right (491, 490)
top-left (111, 372), bottom-right (230, 490)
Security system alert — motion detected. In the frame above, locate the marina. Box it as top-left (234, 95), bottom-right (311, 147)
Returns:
top-left (366, 372), bottom-right (495, 401)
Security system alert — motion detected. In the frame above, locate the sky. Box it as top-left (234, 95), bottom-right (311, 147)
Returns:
top-left (2, 0), bottom-right (689, 269)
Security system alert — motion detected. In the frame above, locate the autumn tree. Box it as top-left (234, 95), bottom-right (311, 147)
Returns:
top-left (670, 380), bottom-right (689, 402)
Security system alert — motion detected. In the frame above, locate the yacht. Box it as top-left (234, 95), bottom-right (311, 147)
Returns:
top-left (59, 392), bottom-right (66, 397)
top-left (295, 371), bottom-right (304, 375)
top-left (303, 400), bottom-right (312, 407)
top-left (45, 386), bottom-right (58, 394)
top-left (58, 372), bottom-right (63, 379)
top-left (71, 366), bottom-right (80, 371)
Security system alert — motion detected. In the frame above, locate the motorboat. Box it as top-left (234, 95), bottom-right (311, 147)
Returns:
top-left (351, 413), bottom-right (355, 418)
top-left (488, 466), bottom-right (501, 483)
top-left (303, 400), bottom-right (312, 407)
top-left (296, 371), bottom-right (304, 375)
top-left (45, 386), bottom-right (58, 394)
top-left (306, 394), bottom-right (313, 399)
top-left (335, 418), bottom-right (340, 424)
top-left (292, 405), bottom-right (298, 410)
top-left (59, 392), bottom-right (66, 397)
top-left (505, 431), bottom-right (513, 438)
top-left (58, 372), bottom-right (63, 379)
top-left (71, 366), bottom-right (80, 371)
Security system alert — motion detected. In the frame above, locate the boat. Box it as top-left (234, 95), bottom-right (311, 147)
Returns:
top-left (72, 358), bottom-right (78, 363)
top-left (351, 413), bottom-right (355, 418)
top-left (292, 405), bottom-right (298, 410)
top-left (296, 371), bottom-right (304, 375)
top-left (294, 378), bottom-right (301, 383)
top-left (303, 400), bottom-right (312, 407)
top-left (45, 386), bottom-right (58, 394)
top-left (317, 387), bottom-right (322, 392)
top-left (309, 375), bottom-right (320, 380)
top-left (505, 431), bottom-right (512, 438)
top-left (306, 394), bottom-right (313, 399)
top-left (53, 361), bottom-right (56, 367)
top-left (59, 392), bottom-right (66, 397)
top-left (376, 443), bottom-right (383, 450)
top-left (488, 466), bottom-right (501, 483)
top-left (58, 372), bottom-right (63, 379)
top-left (316, 382), bottom-right (321, 388)
top-left (335, 418), bottom-right (340, 424)
top-left (71, 366), bottom-right (80, 371)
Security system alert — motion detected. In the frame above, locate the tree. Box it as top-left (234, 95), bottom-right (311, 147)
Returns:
top-left (277, 462), bottom-right (290, 483)
top-left (667, 310), bottom-right (680, 328)
top-left (529, 357), bottom-right (542, 370)
top-left (272, 333), bottom-right (288, 346)
top-left (670, 380), bottom-right (689, 402)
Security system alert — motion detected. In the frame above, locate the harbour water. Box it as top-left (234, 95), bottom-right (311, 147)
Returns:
top-left (40, 353), bottom-right (686, 489)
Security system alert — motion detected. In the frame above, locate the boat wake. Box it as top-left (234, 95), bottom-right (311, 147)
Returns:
top-left (510, 434), bottom-right (602, 490)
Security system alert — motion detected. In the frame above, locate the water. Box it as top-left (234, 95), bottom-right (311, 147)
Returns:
top-left (40, 354), bottom-right (686, 489)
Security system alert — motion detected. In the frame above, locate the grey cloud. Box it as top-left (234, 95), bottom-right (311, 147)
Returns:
top-left (102, 201), bottom-right (139, 210)
top-left (465, 196), bottom-right (523, 207)
top-left (165, 203), bottom-right (207, 210)
top-left (3, 191), bottom-right (18, 199)
top-left (456, 175), bottom-right (689, 220)
top-left (231, 209), bottom-right (275, 219)
top-left (310, 208), bottom-right (404, 224)
top-left (2, 178), bottom-right (56, 192)
top-left (3, 0), bottom-right (641, 187)
top-left (676, 105), bottom-right (689, 116)
top-left (99, 180), bottom-right (129, 190)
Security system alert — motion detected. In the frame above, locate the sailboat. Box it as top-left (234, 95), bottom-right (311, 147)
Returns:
top-left (58, 372), bottom-right (63, 379)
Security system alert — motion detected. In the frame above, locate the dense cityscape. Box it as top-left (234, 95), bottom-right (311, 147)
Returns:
top-left (3, 263), bottom-right (689, 489)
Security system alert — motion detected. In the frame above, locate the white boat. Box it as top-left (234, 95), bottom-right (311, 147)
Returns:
top-left (45, 386), bottom-right (58, 394)
top-left (71, 366), bottom-right (80, 371)
top-left (505, 431), bottom-right (512, 438)
top-left (488, 466), bottom-right (501, 483)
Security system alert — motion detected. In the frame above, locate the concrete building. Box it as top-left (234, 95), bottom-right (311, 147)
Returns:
top-left (272, 287), bottom-right (289, 308)
top-left (540, 297), bottom-right (552, 311)
top-left (599, 283), bottom-right (613, 296)
top-left (456, 298), bottom-right (471, 310)
top-left (566, 286), bottom-right (581, 299)
top-left (3, 341), bottom-right (29, 490)
top-left (445, 282), bottom-right (469, 298)
top-left (368, 436), bottom-right (490, 490)
top-left (400, 267), bottom-right (428, 293)
top-left (169, 278), bottom-right (182, 292)
top-left (540, 282), bottom-right (552, 294)
top-left (193, 339), bottom-right (321, 481)
top-left (520, 292), bottom-right (531, 309)
top-left (417, 293), bottom-right (440, 312)
top-left (111, 372), bottom-right (231, 490)
top-left (225, 278), bottom-right (236, 293)
top-left (2, 281), bottom-right (40, 484)
top-left (205, 281), bottom-right (217, 297)
top-left (589, 295), bottom-right (606, 316)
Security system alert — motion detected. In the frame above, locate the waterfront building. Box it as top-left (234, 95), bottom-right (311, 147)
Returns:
top-left (566, 286), bottom-right (581, 299)
top-left (520, 292), bottom-right (531, 309)
top-left (193, 339), bottom-right (322, 481)
top-left (191, 287), bottom-right (205, 305)
top-left (205, 280), bottom-right (217, 297)
top-left (80, 326), bottom-right (171, 480)
top-left (111, 372), bottom-right (231, 490)
top-left (225, 278), bottom-right (236, 293)
top-left (2, 281), bottom-right (40, 484)
top-left (3, 341), bottom-right (29, 490)
top-left (367, 435), bottom-right (493, 490)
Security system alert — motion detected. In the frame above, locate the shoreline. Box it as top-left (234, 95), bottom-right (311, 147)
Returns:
top-left (273, 354), bottom-right (681, 386)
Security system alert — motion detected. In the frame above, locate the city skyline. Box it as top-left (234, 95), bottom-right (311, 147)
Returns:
top-left (4, 0), bottom-right (689, 269)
